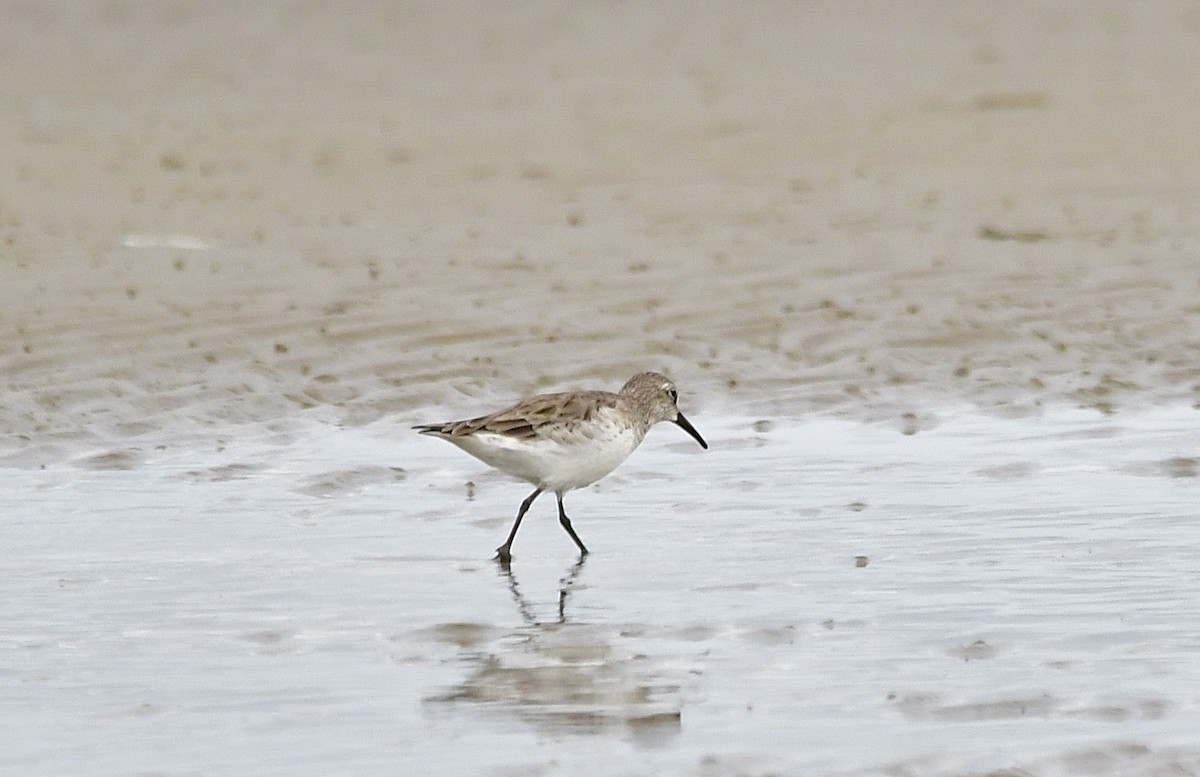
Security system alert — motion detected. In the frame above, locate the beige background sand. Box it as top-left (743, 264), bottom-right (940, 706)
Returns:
top-left (3, 1), bottom-right (1200, 461)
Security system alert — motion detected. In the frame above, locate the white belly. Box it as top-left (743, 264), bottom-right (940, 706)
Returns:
top-left (448, 420), bottom-right (642, 493)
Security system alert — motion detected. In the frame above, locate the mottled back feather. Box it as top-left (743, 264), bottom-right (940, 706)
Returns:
top-left (414, 390), bottom-right (619, 442)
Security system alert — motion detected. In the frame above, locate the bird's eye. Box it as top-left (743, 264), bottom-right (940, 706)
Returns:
top-left (667, 388), bottom-right (678, 402)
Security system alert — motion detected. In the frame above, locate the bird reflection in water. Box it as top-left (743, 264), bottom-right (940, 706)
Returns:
top-left (424, 557), bottom-right (683, 741)
top-left (499, 555), bottom-right (588, 626)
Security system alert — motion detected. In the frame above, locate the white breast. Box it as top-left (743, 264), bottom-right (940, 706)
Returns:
top-left (447, 408), bottom-right (644, 493)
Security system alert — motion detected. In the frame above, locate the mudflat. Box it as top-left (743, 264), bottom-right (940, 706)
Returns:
top-left (3, 3), bottom-right (1199, 775)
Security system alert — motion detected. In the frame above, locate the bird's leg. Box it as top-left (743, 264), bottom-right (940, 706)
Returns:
top-left (495, 488), bottom-right (542, 563)
top-left (556, 492), bottom-right (589, 557)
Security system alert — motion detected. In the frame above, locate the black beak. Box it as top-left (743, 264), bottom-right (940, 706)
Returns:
top-left (674, 412), bottom-right (708, 450)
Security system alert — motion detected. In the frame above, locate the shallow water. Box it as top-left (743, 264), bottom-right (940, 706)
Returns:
top-left (4, 410), bottom-right (1200, 775)
top-left (4, 1), bottom-right (1200, 774)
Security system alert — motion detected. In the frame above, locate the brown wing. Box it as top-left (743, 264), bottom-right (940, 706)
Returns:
top-left (414, 390), bottom-right (618, 440)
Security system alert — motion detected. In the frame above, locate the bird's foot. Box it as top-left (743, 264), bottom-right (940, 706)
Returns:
top-left (493, 545), bottom-right (513, 566)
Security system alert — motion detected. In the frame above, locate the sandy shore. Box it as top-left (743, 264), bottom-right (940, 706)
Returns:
top-left (4, 1), bottom-right (1200, 464)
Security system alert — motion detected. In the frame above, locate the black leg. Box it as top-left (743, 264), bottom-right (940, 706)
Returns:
top-left (495, 488), bottom-right (542, 563)
top-left (556, 492), bottom-right (589, 557)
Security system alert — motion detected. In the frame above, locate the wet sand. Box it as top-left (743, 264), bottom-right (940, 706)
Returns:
top-left (3, 2), bottom-right (1200, 775)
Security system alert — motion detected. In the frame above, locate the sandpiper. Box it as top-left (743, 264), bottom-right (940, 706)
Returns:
top-left (414, 371), bottom-right (707, 562)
